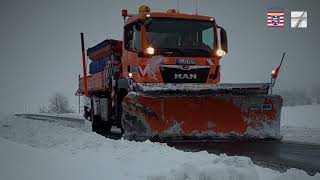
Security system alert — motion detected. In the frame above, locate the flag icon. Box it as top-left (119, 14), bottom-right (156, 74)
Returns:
top-left (267, 12), bottom-right (284, 28)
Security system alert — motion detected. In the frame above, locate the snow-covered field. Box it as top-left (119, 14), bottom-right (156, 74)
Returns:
top-left (281, 104), bottom-right (320, 144)
top-left (0, 110), bottom-right (319, 179)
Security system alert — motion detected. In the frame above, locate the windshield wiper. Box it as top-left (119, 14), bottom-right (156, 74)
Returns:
top-left (157, 48), bottom-right (185, 56)
top-left (181, 48), bottom-right (211, 55)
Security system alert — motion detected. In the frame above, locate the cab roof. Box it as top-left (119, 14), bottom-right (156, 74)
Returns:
top-left (125, 12), bottom-right (214, 25)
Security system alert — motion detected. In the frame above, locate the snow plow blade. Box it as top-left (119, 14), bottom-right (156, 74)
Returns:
top-left (122, 83), bottom-right (283, 141)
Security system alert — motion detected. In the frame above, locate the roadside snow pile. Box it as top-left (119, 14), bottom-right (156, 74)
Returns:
top-left (281, 104), bottom-right (320, 144)
top-left (0, 113), bottom-right (319, 180)
top-left (37, 112), bottom-right (84, 119)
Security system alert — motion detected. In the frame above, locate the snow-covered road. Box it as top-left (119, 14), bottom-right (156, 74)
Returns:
top-left (0, 111), bottom-right (319, 179)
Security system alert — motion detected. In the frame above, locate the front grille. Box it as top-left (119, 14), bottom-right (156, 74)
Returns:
top-left (160, 66), bottom-right (210, 83)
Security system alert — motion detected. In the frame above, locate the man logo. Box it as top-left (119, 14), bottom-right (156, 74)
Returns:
top-left (174, 74), bottom-right (197, 80)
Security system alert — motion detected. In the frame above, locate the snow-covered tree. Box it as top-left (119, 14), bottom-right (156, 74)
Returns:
top-left (48, 92), bottom-right (74, 114)
top-left (39, 105), bottom-right (49, 113)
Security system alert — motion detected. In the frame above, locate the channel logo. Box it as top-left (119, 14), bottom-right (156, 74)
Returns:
top-left (291, 11), bottom-right (307, 28)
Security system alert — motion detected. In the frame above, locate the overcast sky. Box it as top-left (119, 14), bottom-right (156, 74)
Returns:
top-left (0, 0), bottom-right (319, 113)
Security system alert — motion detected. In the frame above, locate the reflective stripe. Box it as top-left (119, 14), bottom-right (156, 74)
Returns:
top-left (206, 59), bottom-right (214, 65)
top-left (138, 65), bottom-right (149, 77)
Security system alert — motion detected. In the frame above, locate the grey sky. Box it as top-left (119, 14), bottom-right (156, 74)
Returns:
top-left (0, 0), bottom-right (319, 113)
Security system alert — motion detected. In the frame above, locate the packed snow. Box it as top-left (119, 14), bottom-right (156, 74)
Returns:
top-left (281, 104), bottom-right (320, 144)
top-left (0, 112), bottom-right (319, 180)
top-left (136, 82), bottom-right (270, 92)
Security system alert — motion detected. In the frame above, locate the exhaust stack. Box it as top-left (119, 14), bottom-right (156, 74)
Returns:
top-left (80, 33), bottom-right (88, 96)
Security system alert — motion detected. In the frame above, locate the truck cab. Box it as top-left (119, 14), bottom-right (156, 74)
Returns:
top-left (122, 9), bottom-right (228, 85)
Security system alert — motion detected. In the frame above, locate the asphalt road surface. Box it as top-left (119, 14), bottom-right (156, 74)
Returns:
top-left (166, 140), bottom-right (320, 175)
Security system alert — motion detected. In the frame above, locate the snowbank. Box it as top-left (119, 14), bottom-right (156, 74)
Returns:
top-left (0, 113), bottom-right (319, 180)
top-left (36, 112), bottom-right (84, 119)
top-left (281, 104), bottom-right (320, 144)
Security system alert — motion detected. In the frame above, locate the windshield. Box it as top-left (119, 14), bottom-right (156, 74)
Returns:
top-left (146, 18), bottom-right (215, 57)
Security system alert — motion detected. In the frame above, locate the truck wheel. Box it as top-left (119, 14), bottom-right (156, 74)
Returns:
top-left (92, 115), bottom-right (100, 132)
top-left (92, 115), bottom-right (112, 135)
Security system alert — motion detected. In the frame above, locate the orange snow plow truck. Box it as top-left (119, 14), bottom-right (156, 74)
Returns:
top-left (77, 6), bottom-right (283, 141)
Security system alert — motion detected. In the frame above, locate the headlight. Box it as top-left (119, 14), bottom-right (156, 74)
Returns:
top-left (146, 46), bottom-right (155, 55)
top-left (216, 49), bottom-right (226, 57)
top-left (128, 72), bottom-right (133, 78)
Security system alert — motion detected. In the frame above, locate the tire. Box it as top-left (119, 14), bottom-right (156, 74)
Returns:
top-left (92, 115), bottom-right (112, 135)
top-left (92, 115), bottom-right (100, 132)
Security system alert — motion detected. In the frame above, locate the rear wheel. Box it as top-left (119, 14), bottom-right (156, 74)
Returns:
top-left (92, 115), bottom-right (112, 135)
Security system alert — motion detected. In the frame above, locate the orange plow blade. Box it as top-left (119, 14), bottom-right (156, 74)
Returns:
top-left (122, 91), bottom-right (283, 141)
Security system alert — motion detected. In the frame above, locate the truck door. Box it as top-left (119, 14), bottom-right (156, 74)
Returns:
top-left (123, 22), bottom-right (143, 78)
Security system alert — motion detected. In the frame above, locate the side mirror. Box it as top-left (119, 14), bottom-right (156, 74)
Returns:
top-left (219, 27), bottom-right (228, 53)
top-left (135, 23), bottom-right (141, 31)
